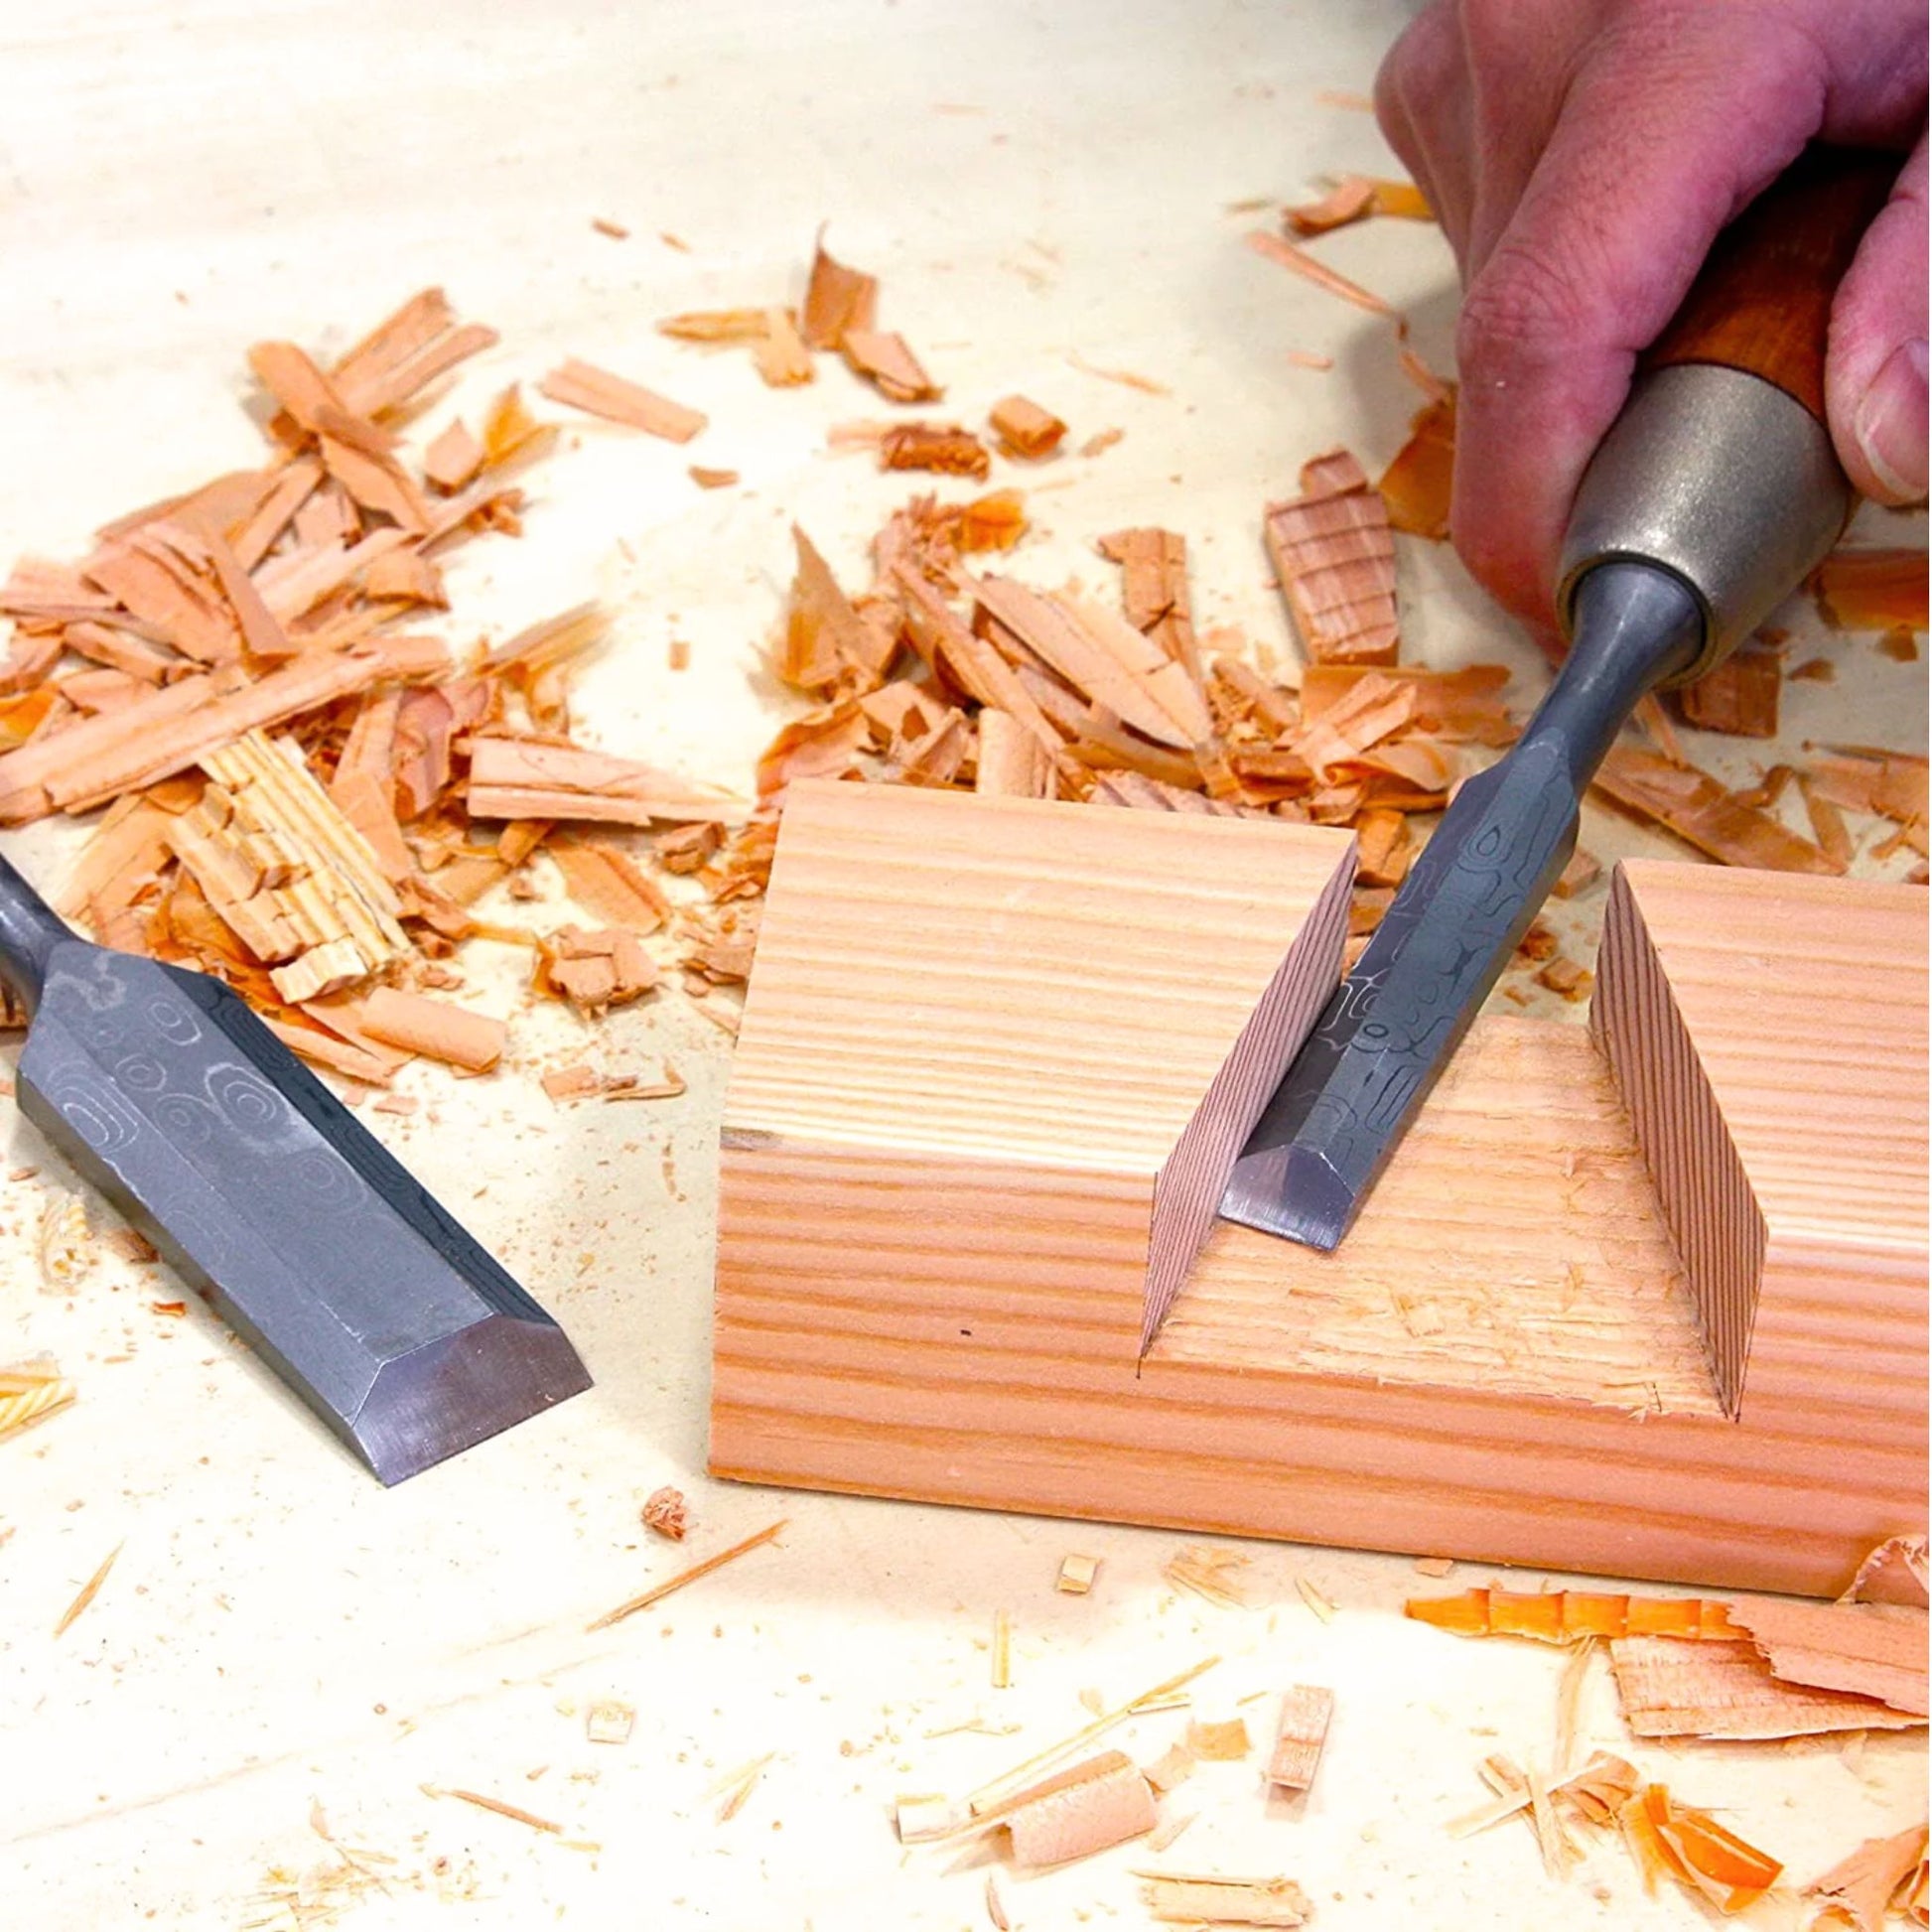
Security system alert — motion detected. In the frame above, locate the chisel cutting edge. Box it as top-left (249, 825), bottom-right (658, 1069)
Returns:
top-left (1222, 146), bottom-right (1896, 1252)
top-left (0, 853), bottom-right (591, 1483)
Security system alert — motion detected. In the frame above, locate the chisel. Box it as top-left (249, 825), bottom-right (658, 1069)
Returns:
top-left (0, 854), bottom-right (590, 1481)
top-left (1222, 145), bottom-right (1897, 1252)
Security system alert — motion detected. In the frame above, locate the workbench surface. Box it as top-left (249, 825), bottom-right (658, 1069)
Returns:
top-left (2, 4), bottom-right (1924, 1928)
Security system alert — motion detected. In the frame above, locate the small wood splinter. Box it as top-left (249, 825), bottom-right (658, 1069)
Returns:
top-left (587, 1519), bottom-right (786, 1631)
top-left (1265, 1686), bottom-right (1333, 1793)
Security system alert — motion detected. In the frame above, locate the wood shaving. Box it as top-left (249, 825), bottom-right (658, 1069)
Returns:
top-left (1619, 1782), bottom-right (1782, 1915)
top-left (1804, 1823), bottom-right (1929, 1932)
top-left (1814, 547), bottom-right (1928, 631)
top-left (433, 1787), bottom-right (561, 1834)
top-left (1593, 745), bottom-right (1840, 872)
top-left (879, 423), bottom-right (989, 479)
top-left (55, 1540), bottom-right (123, 1638)
top-left (1055, 1553), bottom-right (1100, 1594)
top-left (984, 1872), bottom-right (1011, 1931)
top-left (1265, 451), bottom-right (1399, 666)
top-left (842, 330), bottom-right (941, 403)
top-left (989, 395), bottom-right (1067, 459)
top-left (1139, 1872), bottom-right (1311, 1925)
top-left (38, 1190), bottom-right (92, 1294)
top-left (1408, 1587), bottom-right (1740, 1642)
top-left (1378, 393), bottom-right (1455, 541)
top-left (1004, 1750), bottom-right (1157, 1867)
top-left (1266, 1687), bottom-right (1333, 1793)
top-left (1185, 1717), bottom-right (1251, 1761)
top-left (0, 1355), bottom-right (77, 1442)
top-left (354, 987), bottom-right (505, 1072)
top-left (1294, 1575), bottom-right (1336, 1623)
top-left (1608, 1635), bottom-right (1921, 1739)
top-left (1245, 229), bottom-right (1395, 315)
top-left (585, 1701), bottom-right (634, 1745)
top-left (641, 1485), bottom-right (689, 1540)
top-left (1165, 1546), bottom-right (1250, 1608)
top-left (1846, 1535), bottom-right (1929, 1609)
top-left (587, 1519), bottom-right (786, 1631)
top-left (537, 358), bottom-right (706, 443)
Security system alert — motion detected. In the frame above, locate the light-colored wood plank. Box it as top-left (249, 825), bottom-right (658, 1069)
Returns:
top-left (713, 819), bottom-right (1926, 1597)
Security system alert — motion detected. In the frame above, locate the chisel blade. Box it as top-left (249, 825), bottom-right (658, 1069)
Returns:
top-left (1220, 562), bottom-right (1703, 1251)
top-left (18, 939), bottom-right (590, 1482)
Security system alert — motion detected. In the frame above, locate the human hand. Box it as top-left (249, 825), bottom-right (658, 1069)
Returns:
top-left (1375, 0), bottom-right (1927, 639)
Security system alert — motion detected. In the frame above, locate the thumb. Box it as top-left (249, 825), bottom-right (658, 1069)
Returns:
top-left (1827, 136), bottom-right (1928, 504)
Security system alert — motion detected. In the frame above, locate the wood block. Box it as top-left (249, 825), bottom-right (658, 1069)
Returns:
top-left (713, 819), bottom-right (1927, 1597)
top-left (714, 779), bottom-right (1356, 1383)
top-left (1592, 861), bottom-right (1926, 1434)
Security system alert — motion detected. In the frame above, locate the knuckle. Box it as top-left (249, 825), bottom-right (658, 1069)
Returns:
top-left (1455, 242), bottom-right (1592, 382)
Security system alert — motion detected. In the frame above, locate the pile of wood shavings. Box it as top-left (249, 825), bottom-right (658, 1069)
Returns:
top-left (0, 289), bottom-right (745, 1089)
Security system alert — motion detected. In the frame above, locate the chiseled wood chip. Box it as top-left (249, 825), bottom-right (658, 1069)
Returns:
top-left (1266, 1686), bottom-right (1333, 1792)
top-left (538, 358), bottom-right (707, 443)
top-left (1138, 1871), bottom-right (1313, 1926)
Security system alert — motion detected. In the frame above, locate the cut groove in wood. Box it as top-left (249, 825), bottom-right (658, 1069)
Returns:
top-left (714, 835), bottom-right (1927, 1596)
top-left (1593, 862), bottom-right (1927, 1422)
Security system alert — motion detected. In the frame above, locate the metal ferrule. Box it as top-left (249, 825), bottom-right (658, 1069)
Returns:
top-left (1557, 363), bottom-right (1851, 686)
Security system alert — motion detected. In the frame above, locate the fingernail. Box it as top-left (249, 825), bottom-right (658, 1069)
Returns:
top-left (1856, 339), bottom-right (1929, 500)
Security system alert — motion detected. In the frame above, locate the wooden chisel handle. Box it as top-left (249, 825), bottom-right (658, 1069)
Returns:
top-left (1647, 144), bottom-right (1897, 422)
top-left (1559, 144), bottom-right (1899, 683)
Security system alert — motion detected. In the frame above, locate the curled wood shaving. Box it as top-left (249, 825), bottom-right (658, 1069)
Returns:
top-left (1619, 1782), bottom-right (1782, 1915)
top-left (1378, 393), bottom-right (1455, 541)
top-left (842, 331), bottom-right (940, 404)
top-left (989, 395), bottom-right (1067, 459)
top-left (1805, 1823), bottom-right (1929, 1932)
top-left (800, 233), bottom-right (879, 349)
top-left (0, 1355), bottom-right (77, 1441)
top-left (1004, 1750), bottom-right (1157, 1867)
top-left (641, 1485), bottom-right (688, 1541)
top-left (879, 423), bottom-right (989, 480)
top-left (1285, 175), bottom-right (1432, 234)
top-left (1845, 1535), bottom-right (1930, 1609)
top-left (38, 1191), bottom-right (92, 1294)
top-left (965, 1657), bottom-right (1220, 1818)
top-left (1407, 1587), bottom-right (1739, 1643)
top-left (1815, 547), bottom-right (1928, 631)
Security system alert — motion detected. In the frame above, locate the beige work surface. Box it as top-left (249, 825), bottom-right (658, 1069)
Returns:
top-left (0, 4), bottom-right (1924, 1928)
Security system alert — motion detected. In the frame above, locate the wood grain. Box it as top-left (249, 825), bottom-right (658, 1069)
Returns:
top-left (714, 834), bottom-right (1926, 1597)
top-left (718, 779), bottom-right (1355, 1360)
top-left (1594, 860), bottom-right (1926, 1433)
top-left (1647, 146), bottom-right (1896, 420)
